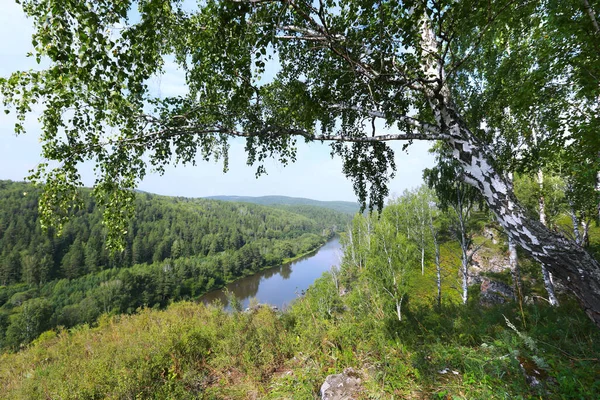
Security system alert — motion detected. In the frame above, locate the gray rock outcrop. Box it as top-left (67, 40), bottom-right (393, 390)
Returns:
top-left (479, 279), bottom-right (515, 306)
top-left (320, 368), bottom-right (363, 400)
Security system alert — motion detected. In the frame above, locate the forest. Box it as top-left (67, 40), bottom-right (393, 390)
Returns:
top-left (3, 0), bottom-right (599, 326)
top-left (0, 180), bottom-right (350, 350)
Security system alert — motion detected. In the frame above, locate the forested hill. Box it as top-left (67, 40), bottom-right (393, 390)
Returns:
top-left (206, 195), bottom-right (360, 215)
top-left (0, 180), bottom-right (352, 350)
top-left (0, 180), bottom-right (349, 286)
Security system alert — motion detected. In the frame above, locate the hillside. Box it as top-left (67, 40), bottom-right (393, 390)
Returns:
top-left (2, 183), bottom-right (600, 398)
top-left (0, 180), bottom-right (351, 350)
top-left (206, 195), bottom-right (361, 215)
top-left (1, 186), bottom-right (599, 398)
top-left (1, 237), bottom-right (598, 399)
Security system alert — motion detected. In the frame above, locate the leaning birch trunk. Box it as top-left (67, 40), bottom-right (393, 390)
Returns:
top-left (536, 168), bottom-right (559, 306)
top-left (419, 17), bottom-right (600, 325)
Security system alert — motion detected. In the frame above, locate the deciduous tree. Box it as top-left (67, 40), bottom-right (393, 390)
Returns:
top-left (3, 0), bottom-right (600, 325)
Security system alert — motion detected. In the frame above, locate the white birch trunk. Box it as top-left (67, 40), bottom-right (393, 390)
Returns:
top-left (582, 0), bottom-right (600, 34)
top-left (534, 168), bottom-right (559, 306)
top-left (507, 172), bottom-right (523, 301)
top-left (461, 245), bottom-right (469, 305)
top-left (435, 245), bottom-right (442, 307)
top-left (421, 247), bottom-right (425, 276)
top-left (396, 296), bottom-right (403, 322)
top-left (582, 219), bottom-right (590, 248)
top-left (569, 201), bottom-right (582, 246)
top-left (508, 235), bottom-right (522, 301)
top-left (537, 169), bottom-right (547, 226)
top-left (541, 266), bottom-right (559, 306)
top-left (428, 211), bottom-right (442, 307)
top-left (418, 17), bottom-right (600, 323)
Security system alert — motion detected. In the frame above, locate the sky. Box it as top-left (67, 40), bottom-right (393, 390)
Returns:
top-left (0, 1), bottom-right (435, 203)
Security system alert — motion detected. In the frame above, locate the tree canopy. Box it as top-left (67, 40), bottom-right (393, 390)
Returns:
top-left (2, 0), bottom-right (600, 325)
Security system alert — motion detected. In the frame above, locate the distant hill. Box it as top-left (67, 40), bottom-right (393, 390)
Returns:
top-left (206, 195), bottom-right (360, 215)
top-left (0, 180), bottom-right (350, 350)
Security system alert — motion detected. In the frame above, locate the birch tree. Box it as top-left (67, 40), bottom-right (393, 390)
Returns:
top-left (423, 188), bottom-right (445, 308)
top-left (368, 219), bottom-right (417, 322)
top-left (385, 189), bottom-right (430, 276)
top-left (3, 0), bottom-right (600, 326)
top-left (425, 147), bottom-right (484, 304)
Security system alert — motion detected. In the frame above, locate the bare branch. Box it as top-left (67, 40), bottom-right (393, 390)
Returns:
top-left (331, 104), bottom-right (443, 136)
top-left (95, 120), bottom-right (446, 154)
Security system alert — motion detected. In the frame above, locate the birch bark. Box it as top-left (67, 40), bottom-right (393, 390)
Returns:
top-left (419, 17), bottom-right (600, 323)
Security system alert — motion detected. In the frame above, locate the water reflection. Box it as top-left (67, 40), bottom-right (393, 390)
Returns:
top-left (200, 237), bottom-right (341, 310)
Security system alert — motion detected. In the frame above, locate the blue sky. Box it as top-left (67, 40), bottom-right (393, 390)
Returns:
top-left (0, 1), bottom-right (435, 202)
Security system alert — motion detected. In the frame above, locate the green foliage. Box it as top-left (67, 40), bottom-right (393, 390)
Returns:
top-left (0, 180), bottom-right (346, 350)
top-left (1, 271), bottom-right (598, 399)
top-left (4, 298), bottom-right (53, 350)
top-left (1, 196), bottom-right (600, 398)
top-left (513, 172), bottom-right (566, 227)
top-left (7, 0), bottom-right (597, 244)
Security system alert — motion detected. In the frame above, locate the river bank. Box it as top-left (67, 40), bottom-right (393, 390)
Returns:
top-left (199, 236), bottom-right (342, 310)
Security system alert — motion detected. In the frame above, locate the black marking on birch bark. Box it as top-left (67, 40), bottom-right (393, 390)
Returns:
top-left (417, 13), bottom-right (600, 326)
top-left (459, 149), bottom-right (472, 164)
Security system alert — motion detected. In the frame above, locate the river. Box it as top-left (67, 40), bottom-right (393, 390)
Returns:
top-left (200, 237), bottom-right (342, 310)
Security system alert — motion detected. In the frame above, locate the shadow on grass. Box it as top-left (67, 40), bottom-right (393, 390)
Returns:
top-left (376, 292), bottom-right (600, 398)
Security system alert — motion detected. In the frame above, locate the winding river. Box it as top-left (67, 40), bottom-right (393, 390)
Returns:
top-left (200, 237), bottom-right (342, 310)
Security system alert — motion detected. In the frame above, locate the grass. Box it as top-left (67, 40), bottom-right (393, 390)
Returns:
top-left (1, 232), bottom-right (599, 399)
top-left (2, 277), bottom-right (598, 399)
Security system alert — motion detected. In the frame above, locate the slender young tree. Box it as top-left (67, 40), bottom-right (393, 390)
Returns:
top-left (423, 189), bottom-right (444, 308)
top-left (425, 148), bottom-right (483, 304)
top-left (368, 219), bottom-right (417, 322)
top-left (386, 189), bottom-right (430, 276)
top-left (409, 189), bottom-right (430, 277)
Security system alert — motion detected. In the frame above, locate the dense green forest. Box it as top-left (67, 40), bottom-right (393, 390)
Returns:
top-left (0, 180), bottom-right (350, 350)
top-left (206, 195), bottom-right (360, 215)
top-left (1, 186), bottom-right (599, 399)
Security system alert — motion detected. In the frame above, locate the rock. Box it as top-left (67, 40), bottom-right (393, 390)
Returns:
top-left (320, 368), bottom-right (363, 400)
top-left (471, 252), bottom-right (511, 276)
top-left (243, 303), bottom-right (278, 313)
top-left (480, 279), bottom-right (515, 306)
top-left (517, 356), bottom-right (547, 388)
top-left (483, 227), bottom-right (498, 244)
